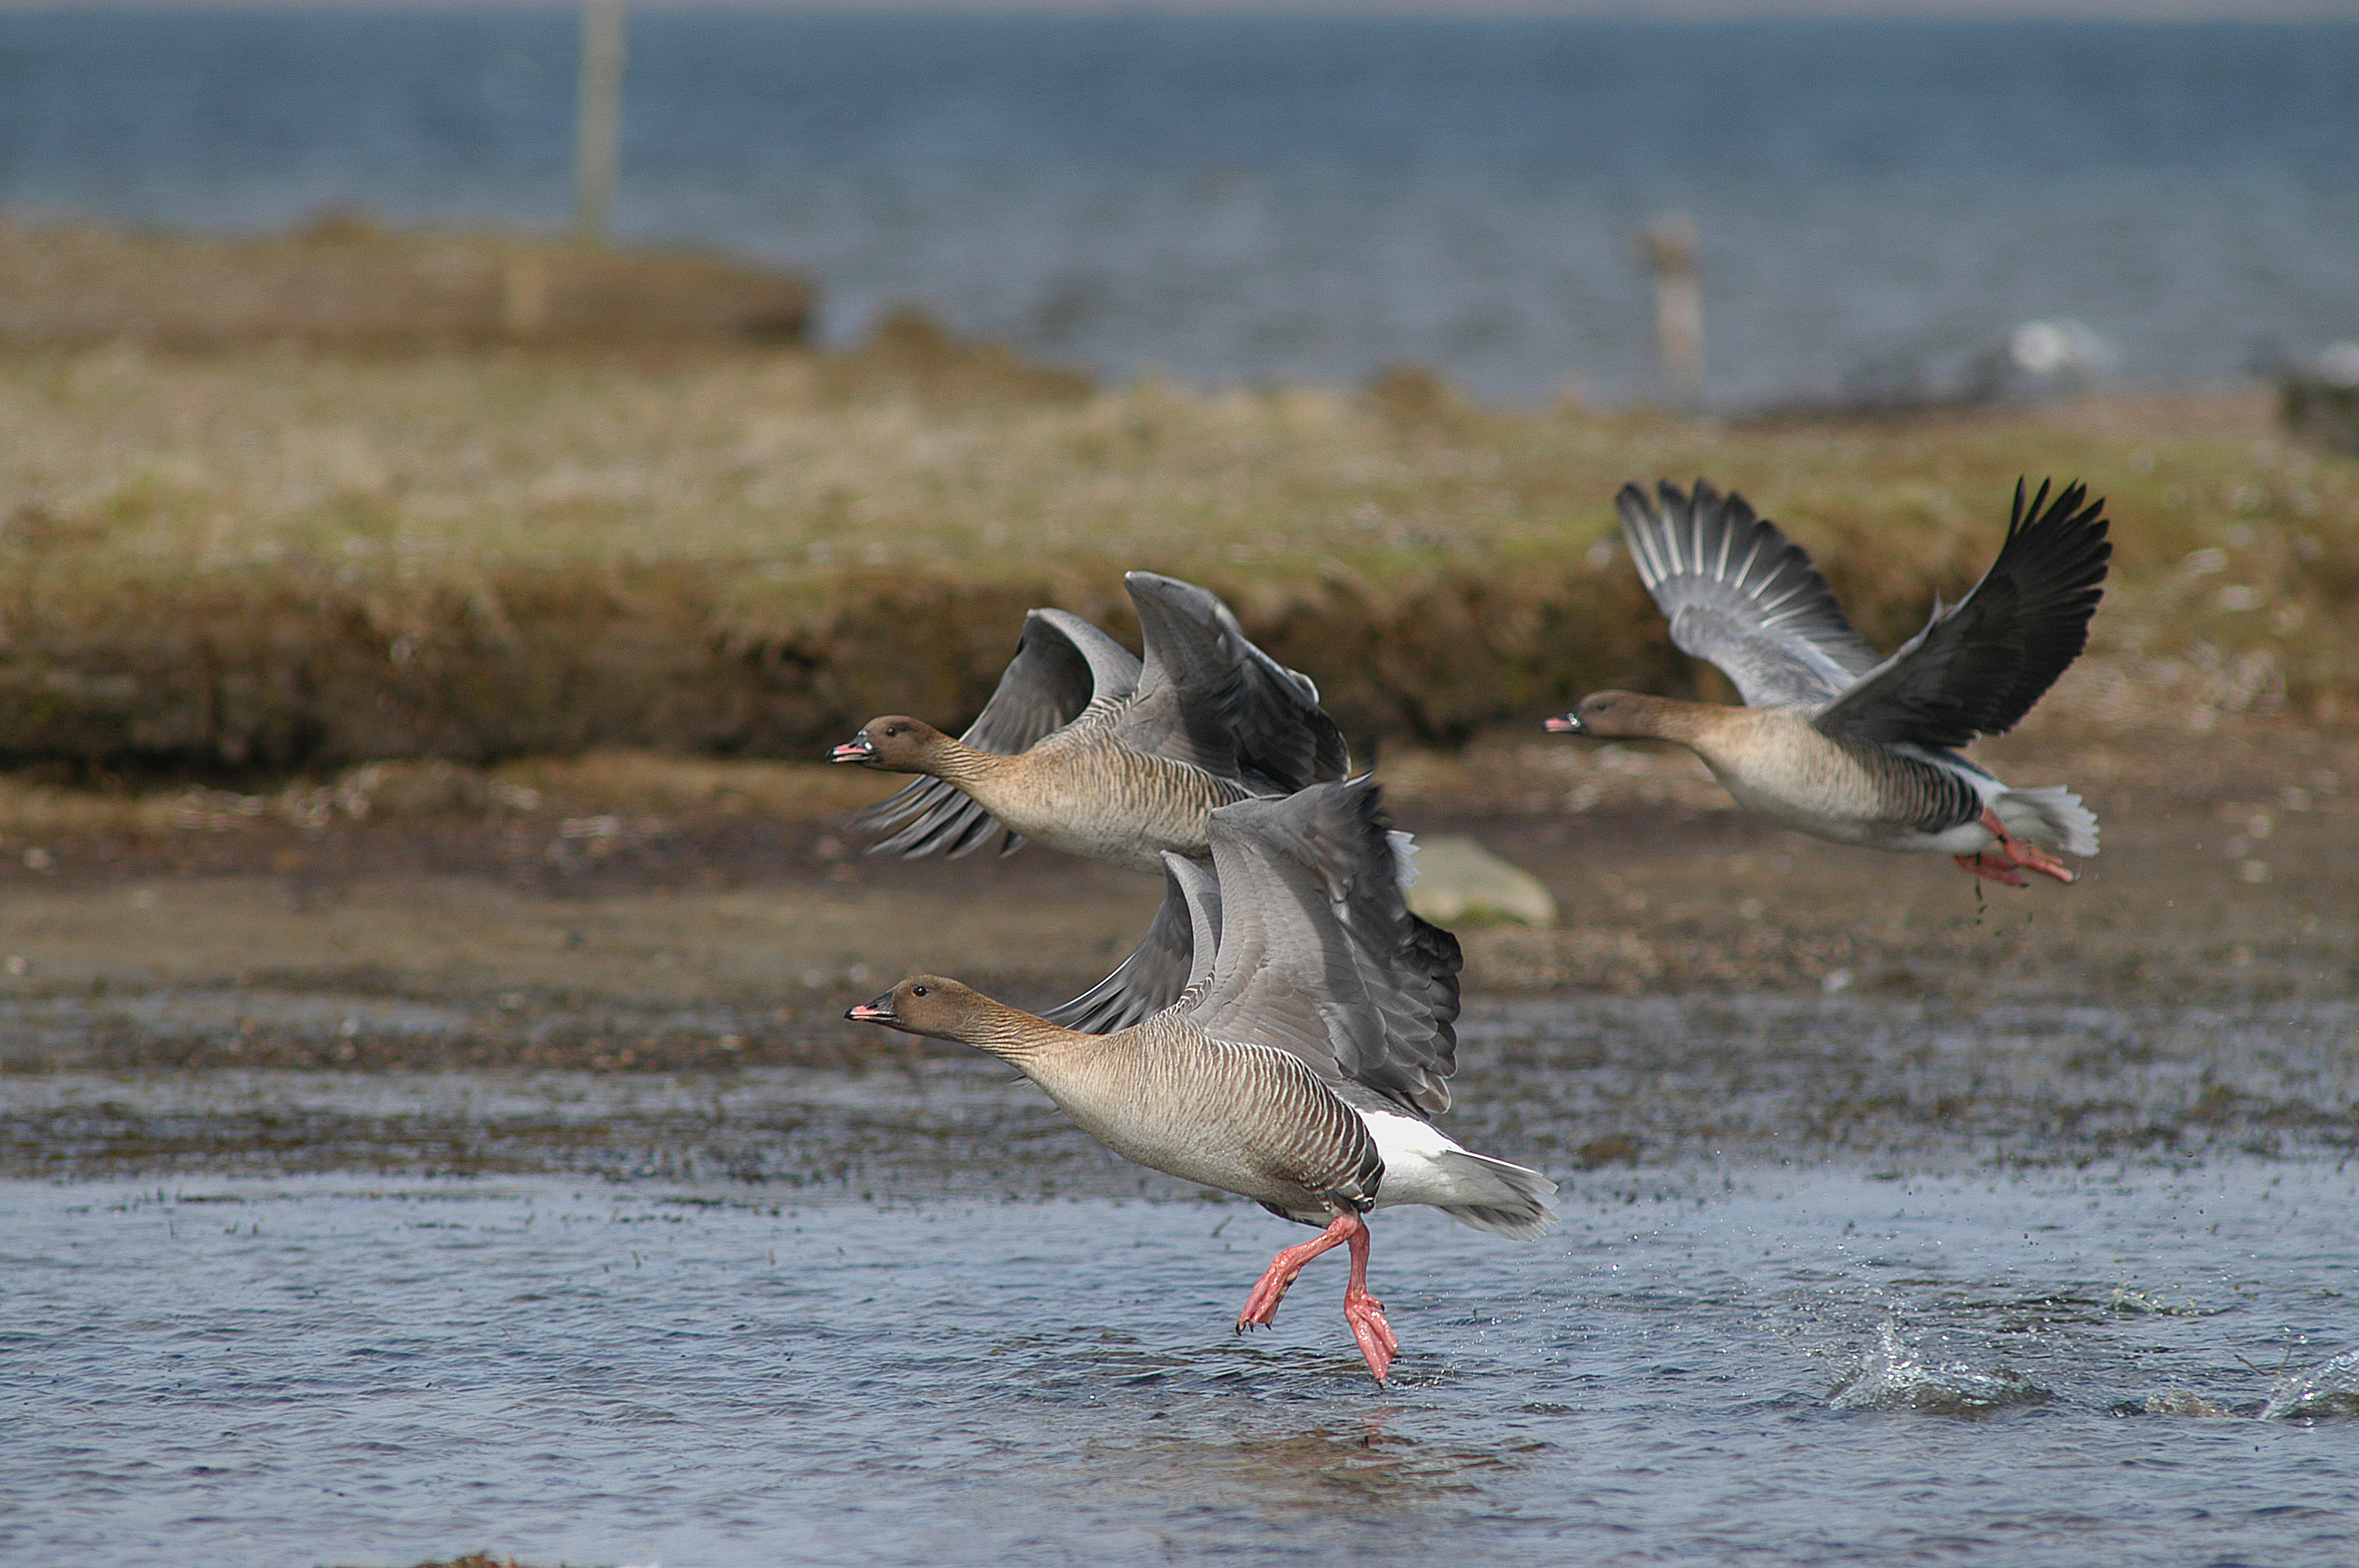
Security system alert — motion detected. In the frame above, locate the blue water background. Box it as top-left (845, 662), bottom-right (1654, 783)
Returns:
top-left (1, 10), bottom-right (2354, 404)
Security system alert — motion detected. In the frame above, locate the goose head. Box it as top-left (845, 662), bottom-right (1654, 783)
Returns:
top-left (1545, 691), bottom-right (1659, 740)
top-left (847, 974), bottom-right (1028, 1051)
top-left (831, 715), bottom-right (956, 773)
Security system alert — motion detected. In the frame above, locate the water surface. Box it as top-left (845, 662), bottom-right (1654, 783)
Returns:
top-left (6, 1167), bottom-right (2357, 1567)
top-left (4, 994), bottom-right (2356, 1566)
top-left (3, 11), bottom-right (2354, 403)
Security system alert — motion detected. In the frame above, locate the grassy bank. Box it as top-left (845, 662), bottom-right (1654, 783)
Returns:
top-left (0, 214), bottom-right (812, 351)
top-left (3, 325), bottom-right (2354, 773)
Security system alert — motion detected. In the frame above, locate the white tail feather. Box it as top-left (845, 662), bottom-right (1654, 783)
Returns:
top-left (1996, 785), bottom-right (2099, 858)
top-left (1388, 827), bottom-right (1420, 887)
top-left (1361, 1109), bottom-right (1556, 1239)
top-left (1432, 1151), bottom-right (1559, 1240)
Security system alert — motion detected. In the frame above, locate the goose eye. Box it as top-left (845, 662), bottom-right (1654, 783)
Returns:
top-left (911, 984), bottom-right (929, 996)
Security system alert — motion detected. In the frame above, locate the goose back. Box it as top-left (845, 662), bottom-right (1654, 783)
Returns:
top-left (1020, 1015), bottom-right (1385, 1220)
top-left (1680, 707), bottom-right (1989, 843)
top-left (853, 608), bottom-right (1138, 858)
top-left (961, 719), bottom-right (1255, 873)
top-left (848, 575), bottom-right (1344, 871)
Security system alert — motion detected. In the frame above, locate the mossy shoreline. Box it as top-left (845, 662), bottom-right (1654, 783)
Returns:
top-left (0, 553), bottom-right (1678, 770)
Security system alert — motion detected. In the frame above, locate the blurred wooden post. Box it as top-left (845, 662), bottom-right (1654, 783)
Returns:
top-left (501, 254), bottom-right (549, 336)
top-left (1642, 214), bottom-right (1703, 409)
top-left (574, 0), bottom-right (627, 246)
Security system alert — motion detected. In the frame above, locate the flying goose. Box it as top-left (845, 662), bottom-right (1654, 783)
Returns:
top-left (1549, 478), bottom-right (2110, 885)
top-left (846, 777), bottom-right (1556, 1385)
top-left (831, 571), bottom-right (1349, 877)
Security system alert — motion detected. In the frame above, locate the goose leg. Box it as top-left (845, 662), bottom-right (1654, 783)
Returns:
top-left (1969, 807), bottom-right (2076, 885)
top-left (1341, 1217), bottom-right (1398, 1385)
top-left (1235, 1213), bottom-right (1360, 1334)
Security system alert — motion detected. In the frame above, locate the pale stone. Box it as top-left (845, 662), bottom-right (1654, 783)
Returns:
top-left (336, 760), bottom-right (490, 818)
top-left (1402, 833), bottom-right (1558, 927)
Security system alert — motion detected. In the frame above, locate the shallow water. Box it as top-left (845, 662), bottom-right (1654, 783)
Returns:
top-left (0, 995), bottom-right (2349, 1555)
top-left (7, 1167), bottom-right (2357, 1567)
top-left (4, 995), bottom-right (2357, 1567)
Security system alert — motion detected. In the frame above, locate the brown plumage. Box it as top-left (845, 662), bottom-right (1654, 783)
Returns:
top-left (831, 572), bottom-right (1348, 876)
top-left (846, 779), bottom-right (1555, 1385)
top-left (831, 710), bottom-right (1251, 876)
top-left (1550, 478), bottom-right (2109, 886)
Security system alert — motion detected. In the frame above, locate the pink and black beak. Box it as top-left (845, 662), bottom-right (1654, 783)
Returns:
top-left (1544, 712), bottom-right (1584, 735)
top-left (830, 729), bottom-right (877, 764)
top-left (845, 990), bottom-right (896, 1025)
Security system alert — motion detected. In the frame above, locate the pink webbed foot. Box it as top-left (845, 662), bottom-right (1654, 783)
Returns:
top-left (2003, 839), bottom-right (2077, 884)
top-left (1959, 808), bottom-right (2076, 887)
top-left (1340, 1214), bottom-right (1398, 1385)
top-left (1343, 1283), bottom-right (1398, 1385)
top-left (1234, 1212), bottom-right (1400, 1385)
top-left (1954, 851), bottom-right (2030, 887)
top-left (1236, 1213), bottom-right (1358, 1332)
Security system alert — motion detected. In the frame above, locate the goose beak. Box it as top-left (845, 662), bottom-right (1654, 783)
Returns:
top-left (845, 992), bottom-right (897, 1024)
top-left (829, 731), bottom-right (876, 764)
top-left (1543, 712), bottom-right (1583, 735)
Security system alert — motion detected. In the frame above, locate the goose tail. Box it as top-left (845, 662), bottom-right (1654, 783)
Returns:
top-left (1433, 1151), bottom-right (1559, 1241)
top-left (1387, 827), bottom-right (1419, 887)
top-left (1995, 784), bottom-right (2099, 858)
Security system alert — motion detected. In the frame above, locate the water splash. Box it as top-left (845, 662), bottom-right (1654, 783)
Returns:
top-left (1826, 1322), bottom-right (2051, 1417)
top-left (2109, 1278), bottom-right (2233, 1318)
top-left (2260, 1349), bottom-right (2359, 1420)
top-left (2143, 1389), bottom-right (2237, 1417)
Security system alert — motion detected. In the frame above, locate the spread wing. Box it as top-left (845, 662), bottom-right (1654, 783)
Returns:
top-left (1038, 854), bottom-right (1217, 1033)
top-left (1813, 479), bottom-right (2110, 750)
top-left (1185, 779), bottom-right (1461, 1116)
top-left (1619, 479), bottom-right (1885, 709)
top-left (1116, 572), bottom-right (1350, 791)
top-left (1041, 833), bottom-right (1453, 1041)
top-left (853, 608), bottom-right (1140, 858)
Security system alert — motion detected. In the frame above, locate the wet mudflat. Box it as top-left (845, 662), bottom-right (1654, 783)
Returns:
top-left (5, 994), bottom-right (2355, 1185)
top-left (4, 994), bottom-right (2357, 1568)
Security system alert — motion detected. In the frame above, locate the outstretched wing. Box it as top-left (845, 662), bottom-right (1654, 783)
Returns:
top-left (1619, 479), bottom-right (1885, 708)
top-left (1039, 853), bottom-right (1219, 1033)
top-left (1118, 572), bottom-right (1350, 791)
top-left (853, 608), bottom-right (1140, 858)
top-left (1186, 779), bottom-right (1461, 1116)
top-left (1041, 833), bottom-right (1454, 1041)
top-left (1813, 479), bottom-right (2110, 750)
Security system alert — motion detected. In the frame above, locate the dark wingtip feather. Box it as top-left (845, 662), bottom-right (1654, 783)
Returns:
top-left (1125, 571), bottom-right (1347, 793)
top-left (1972, 475), bottom-right (2110, 735)
top-left (850, 776), bottom-right (1016, 861)
top-left (1816, 477), bottom-right (2110, 750)
top-left (1338, 782), bottom-right (1462, 1110)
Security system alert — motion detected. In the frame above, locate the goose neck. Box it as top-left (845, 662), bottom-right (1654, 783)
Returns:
top-left (924, 736), bottom-right (1004, 784)
top-left (1618, 695), bottom-right (1727, 747)
top-left (958, 997), bottom-right (1086, 1065)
